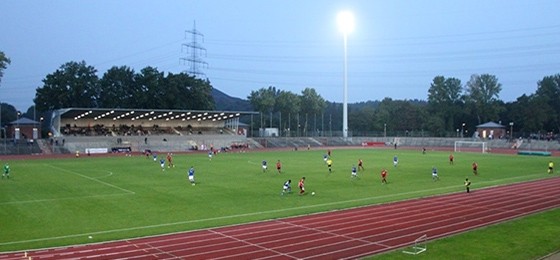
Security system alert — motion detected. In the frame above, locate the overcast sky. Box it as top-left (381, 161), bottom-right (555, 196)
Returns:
top-left (1, 0), bottom-right (560, 111)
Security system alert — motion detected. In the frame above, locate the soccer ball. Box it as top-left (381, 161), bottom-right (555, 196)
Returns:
top-left (311, 192), bottom-right (315, 196)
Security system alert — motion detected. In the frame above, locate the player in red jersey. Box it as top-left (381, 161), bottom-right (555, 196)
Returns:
top-left (449, 153), bottom-right (454, 165)
top-left (166, 153), bottom-right (174, 168)
top-left (472, 162), bottom-right (478, 175)
top-left (276, 160), bottom-right (282, 174)
top-left (381, 169), bottom-right (388, 184)
top-left (298, 177), bottom-right (306, 195)
top-left (358, 159), bottom-right (364, 171)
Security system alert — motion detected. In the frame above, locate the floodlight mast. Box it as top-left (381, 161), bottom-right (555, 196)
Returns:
top-left (337, 11), bottom-right (354, 139)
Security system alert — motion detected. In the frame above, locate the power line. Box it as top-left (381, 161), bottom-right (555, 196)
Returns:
top-left (181, 21), bottom-right (208, 78)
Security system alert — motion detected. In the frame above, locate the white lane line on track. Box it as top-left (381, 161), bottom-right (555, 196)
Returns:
top-left (208, 229), bottom-right (296, 260)
top-left (278, 219), bottom-right (391, 249)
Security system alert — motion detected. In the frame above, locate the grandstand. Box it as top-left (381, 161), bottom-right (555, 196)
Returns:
top-left (42, 108), bottom-right (257, 154)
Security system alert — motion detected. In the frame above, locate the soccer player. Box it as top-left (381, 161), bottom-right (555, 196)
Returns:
top-left (393, 155), bottom-right (398, 167)
top-left (262, 160), bottom-right (268, 172)
top-left (153, 152), bottom-right (158, 162)
top-left (188, 166), bottom-right (195, 185)
top-left (381, 168), bottom-right (388, 184)
top-left (159, 157), bottom-right (166, 171)
top-left (358, 159), bottom-right (364, 171)
top-left (432, 167), bottom-right (439, 181)
top-left (449, 153), bottom-right (454, 165)
top-left (276, 160), bottom-right (282, 174)
top-left (472, 162), bottom-right (478, 175)
top-left (298, 177), bottom-right (306, 195)
top-left (323, 154), bottom-right (328, 164)
top-left (2, 163), bottom-right (10, 179)
top-left (548, 161), bottom-right (554, 174)
top-left (282, 179), bottom-right (291, 195)
top-left (166, 153), bottom-right (174, 168)
top-left (208, 150), bottom-right (213, 160)
top-left (326, 158), bottom-right (333, 173)
top-left (465, 178), bottom-right (471, 193)
top-left (351, 165), bottom-right (358, 178)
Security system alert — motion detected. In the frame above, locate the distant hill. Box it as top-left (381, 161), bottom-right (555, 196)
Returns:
top-left (212, 88), bottom-right (253, 111)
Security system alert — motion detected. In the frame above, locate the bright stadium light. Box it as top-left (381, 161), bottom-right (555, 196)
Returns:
top-left (337, 11), bottom-right (355, 34)
top-left (337, 10), bottom-right (354, 138)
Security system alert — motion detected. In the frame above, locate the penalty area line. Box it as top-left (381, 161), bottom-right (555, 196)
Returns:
top-left (45, 164), bottom-right (135, 195)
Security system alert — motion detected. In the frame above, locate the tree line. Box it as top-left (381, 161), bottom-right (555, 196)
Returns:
top-left (248, 74), bottom-right (560, 139)
top-left (32, 61), bottom-right (215, 112)
top-left (0, 54), bottom-right (559, 139)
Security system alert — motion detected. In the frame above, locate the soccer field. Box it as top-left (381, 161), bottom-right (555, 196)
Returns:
top-left (0, 148), bottom-right (554, 252)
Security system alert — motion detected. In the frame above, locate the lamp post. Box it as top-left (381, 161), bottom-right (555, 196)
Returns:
top-left (509, 122), bottom-right (514, 141)
top-left (461, 123), bottom-right (465, 138)
top-left (337, 11), bottom-right (354, 139)
top-left (384, 123), bottom-right (387, 138)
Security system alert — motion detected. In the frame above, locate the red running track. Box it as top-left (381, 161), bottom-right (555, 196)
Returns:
top-left (2, 177), bottom-right (560, 259)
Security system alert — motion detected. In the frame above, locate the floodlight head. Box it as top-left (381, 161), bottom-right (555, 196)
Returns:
top-left (337, 11), bottom-right (355, 34)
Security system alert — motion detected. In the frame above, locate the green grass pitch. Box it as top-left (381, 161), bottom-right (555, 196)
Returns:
top-left (0, 148), bottom-right (555, 252)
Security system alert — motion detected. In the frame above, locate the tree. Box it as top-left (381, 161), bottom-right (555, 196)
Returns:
top-left (299, 88), bottom-right (326, 135)
top-left (34, 61), bottom-right (99, 111)
top-left (463, 74), bottom-right (504, 124)
top-left (534, 74), bottom-right (560, 132)
top-left (134, 67), bottom-right (165, 109)
top-left (183, 77), bottom-right (215, 110)
top-left (427, 76), bottom-right (463, 132)
top-left (99, 66), bottom-right (137, 108)
top-left (275, 90), bottom-right (300, 134)
top-left (0, 51), bottom-right (10, 86)
top-left (0, 102), bottom-right (17, 128)
top-left (248, 86), bottom-right (278, 128)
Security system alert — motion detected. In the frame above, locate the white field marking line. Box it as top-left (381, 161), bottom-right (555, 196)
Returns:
top-left (0, 193), bottom-right (133, 206)
top-left (307, 188), bottom-right (560, 259)
top-left (93, 171), bottom-right (114, 179)
top-left (247, 160), bottom-right (260, 165)
top-left (208, 229), bottom-right (296, 260)
top-left (45, 164), bottom-right (135, 195)
top-left (2, 176), bottom-right (556, 248)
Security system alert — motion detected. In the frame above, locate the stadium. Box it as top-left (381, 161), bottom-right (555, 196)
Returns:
top-left (0, 106), bottom-right (559, 259)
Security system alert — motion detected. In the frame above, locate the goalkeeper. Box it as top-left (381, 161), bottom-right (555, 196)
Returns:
top-left (2, 163), bottom-right (10, 179)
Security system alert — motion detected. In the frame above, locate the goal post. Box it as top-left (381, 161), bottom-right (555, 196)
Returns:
top-left (454, 141), bottom-right (488, 153)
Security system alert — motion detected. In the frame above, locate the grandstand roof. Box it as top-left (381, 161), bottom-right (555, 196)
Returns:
top-left (55, 108), bottom-right (258, 123)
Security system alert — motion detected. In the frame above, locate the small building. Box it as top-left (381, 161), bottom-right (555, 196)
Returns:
top-left (475, 121), bottom-right (505, 139)
top-left (5, 117), bottom-right (41, 140)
